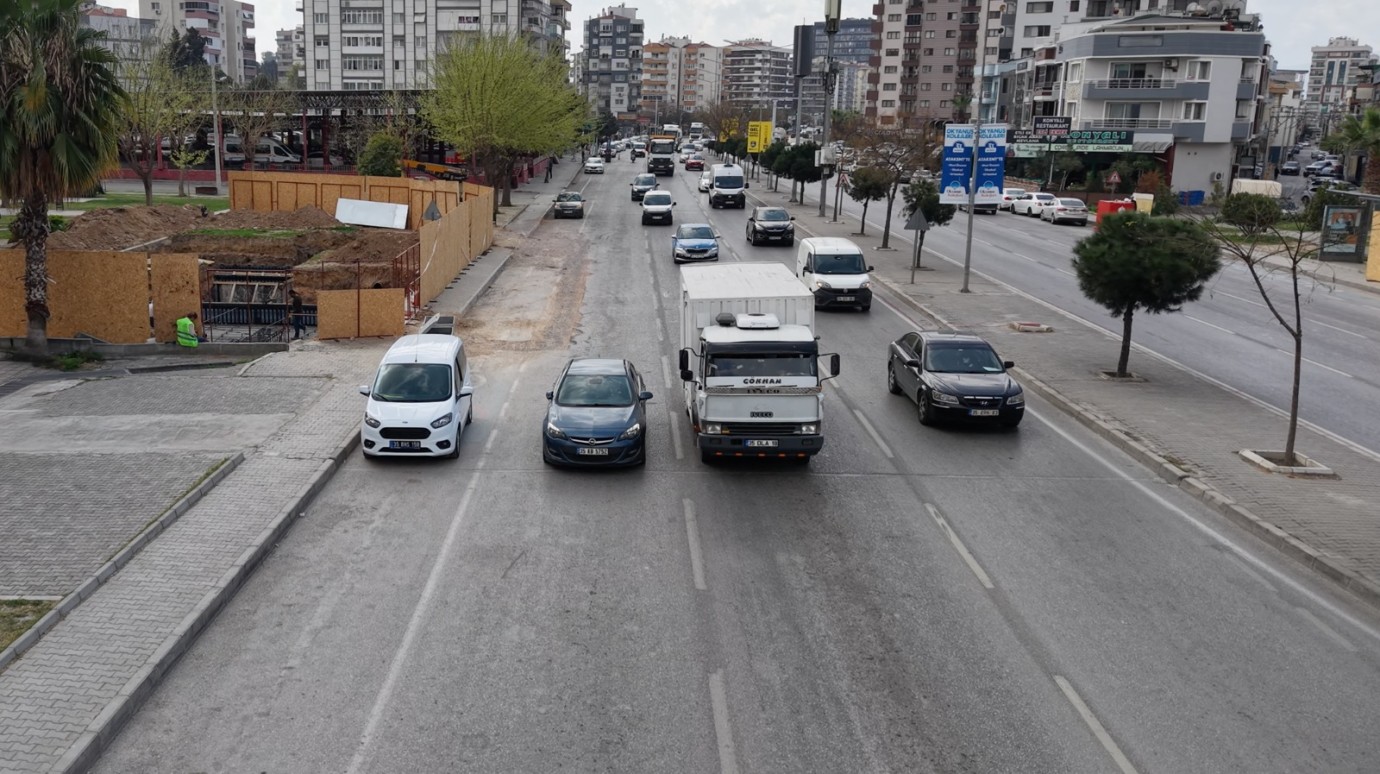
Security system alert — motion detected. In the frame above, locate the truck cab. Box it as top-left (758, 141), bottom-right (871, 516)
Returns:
top-left (648, 135), bottom-right (677, 176)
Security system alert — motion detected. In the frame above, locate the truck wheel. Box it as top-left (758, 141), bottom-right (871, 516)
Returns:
top-left (917, 391), bottom-right (935, 426)
top-left (887, 362), bottom-right (902, 395)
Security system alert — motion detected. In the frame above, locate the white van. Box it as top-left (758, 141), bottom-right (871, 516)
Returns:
top-left (795, 237), bottom-right (874, 312)
top-left (222, 136), bottom-right (301, 165)
top-left (708, 163), bottom-right (748, 209)
top-left (359, 334), bottom-right (475, 458)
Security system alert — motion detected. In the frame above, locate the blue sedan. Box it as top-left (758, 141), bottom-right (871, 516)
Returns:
top-left (671, 223), bottom-right (721, 263)
top-left (542, 358), bottom-right (652, 467)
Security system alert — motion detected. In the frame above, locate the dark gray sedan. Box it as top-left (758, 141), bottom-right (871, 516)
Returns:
top-left (887, 331), bottom-right (1024, 428)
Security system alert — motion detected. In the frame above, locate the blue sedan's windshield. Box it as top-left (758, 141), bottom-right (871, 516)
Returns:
top-left (557, 374), bottom-right (634, 407)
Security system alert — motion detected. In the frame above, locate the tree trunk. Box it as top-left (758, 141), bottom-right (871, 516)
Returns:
top-left (858, 201), bottom-right (869, 236)
top-left (177, 165), bottom-right (188, 198)
top-left (1117, 307), bottom-right (1134, 377)
top-left (1362, 149), bottom-right (1380, 195)
top-left (880, 184), bottom-right (897, 248)
top-left (141, 172), bottom-right (155, 206)
top-left (500, 158), bottom-right (514, 207)
top-left (16, 193), bottom-right (52, 353)
top-left (1284, 269), bottom-right (1305, 465)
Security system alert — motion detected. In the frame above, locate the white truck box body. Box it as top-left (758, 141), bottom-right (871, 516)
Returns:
top-left (679, 263), bottom-right (814, 353)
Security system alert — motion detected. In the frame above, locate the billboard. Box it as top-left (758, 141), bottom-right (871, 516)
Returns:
top-left (747, 121), bottom-right (772, 153)
top-left (1321, 205), bottom-right (1369, 259)
top-left (793, 25), bottom-right (815, 78)
top-left (940, 124), bottom-right (1008, 205)
top-left (974, 125), bottom-right (1008, 205)
top-left (1032, 116), bottom-right (1072, 137)
top-left (1010, 129), bottom-right (1135, 155)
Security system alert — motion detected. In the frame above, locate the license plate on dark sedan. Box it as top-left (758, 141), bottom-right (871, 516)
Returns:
top-left (389, 441), bottom-right (422, 449)
top-left (745, 439), bottom-right (777, 448)
top-left (576, 447), bottom-right (610, 456)
top-left (969, 409), bottom-right (1000, 417)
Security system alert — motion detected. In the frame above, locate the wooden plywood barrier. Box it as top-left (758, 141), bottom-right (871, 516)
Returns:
top-left (1368, 211), bottom-right (1380, 284)
top-left (419, 201), bottom-right (474, 304)
top-left (228, 171), bottom-right (461, 229)
top-left (463, 182), bottom-right (495, 259)
top-left (0, 252), bottom-right (24, 337)
top-left (150, 254), bottom-right (202, 343)
top-left (316, 288), bottom-right (404, 340)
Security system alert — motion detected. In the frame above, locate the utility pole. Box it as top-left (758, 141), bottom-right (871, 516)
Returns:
top-left (211, 68), bottom-right (223, 196)
top-left (818, 0), bottom-right (840, 218)
top-left (961, 2), bottom-right (1004, 293)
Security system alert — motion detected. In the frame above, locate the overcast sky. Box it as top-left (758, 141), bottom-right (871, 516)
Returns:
top-left (101, 0), bottom-right (1374, 72)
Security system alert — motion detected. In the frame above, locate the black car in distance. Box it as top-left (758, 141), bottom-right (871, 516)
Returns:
top-left (746, 206), bottom-right (795, 246)
top-left (630, 173), bottom-right (658, 201)
top-left (887, 331), bottom-right (1025, 428)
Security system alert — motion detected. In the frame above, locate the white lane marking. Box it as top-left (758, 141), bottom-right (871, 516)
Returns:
top-left (852, 408), bottom-right (895, 459)
top-left (1054, 675), bottom-right (1140, 774)
top-left (1219, 549), bottom-right (1277, 593)
top-left (1214, 290), bottom-right (1268, 308)
top-left (346, 446), bottom-right (490, 773)
top-left (919, 248), bottom-right (1380, 464)
top-left (1027, 407), bottom-right (1380, 645)
top-left (661, 354), bottom-right (674, 389)
top-left (1295, 606), bottom-right (1359, 653)
top-left (1303, 357), bottom-right (1353, 378)
top-left (683, 498), bottom-right (707, 591)
top-left (1183, 314), bottom-right (1237, 336)
top-left (518, 359), bottom-right (529, 373)
top-left (657, 326), bottom-right (665, 342)
top-left (1013, 252), bottom-right (1039, 263)
top-left (1310, 319), bottom-right (1367, 339)
top-left (668, 404), bottom-right (686, 461)
top-left (924, 503), bottom-right (994, 589)
top-left (708, 670), bottom-right (741, 774)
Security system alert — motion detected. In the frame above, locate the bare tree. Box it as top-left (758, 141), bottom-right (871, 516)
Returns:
top-left (217, 87), bottom-right (297, 169)
top-left (116, 52), bottom-right (206, 204)
top-left (844, 120), bottom-right (943, 248)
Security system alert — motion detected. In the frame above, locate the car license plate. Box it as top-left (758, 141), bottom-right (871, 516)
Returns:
top-left (969, 409), bottom-right (1000, 417)
top-left (576, 447), bottom-right (610, 456)
top-left (836, 296), bottom-right (855, 302)
top-left (745, 439), bottom-right (778, 448)
top-left (388, 441), bottom-right (422, 449)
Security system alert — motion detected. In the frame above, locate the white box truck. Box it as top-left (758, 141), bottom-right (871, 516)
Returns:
top-left (677, 263), bottom-right (840, 463)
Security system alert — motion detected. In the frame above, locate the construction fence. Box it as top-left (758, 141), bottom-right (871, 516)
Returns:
top-left (228, 171), bottom-right (463, 231)
top-left (0, 251), bottom-right (200, 344)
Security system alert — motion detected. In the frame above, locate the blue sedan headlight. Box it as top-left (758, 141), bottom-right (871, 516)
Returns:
top-left (545, 421), bottom-right (567, 439)
top-left (618, 423), bottom-right (642, 440)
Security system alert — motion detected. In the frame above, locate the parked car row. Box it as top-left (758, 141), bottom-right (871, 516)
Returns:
top-left (999, 189), bottom-right (1089, 226)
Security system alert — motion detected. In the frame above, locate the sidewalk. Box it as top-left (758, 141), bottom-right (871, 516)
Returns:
top-left (747, 183), bottom-right (1380, 611)
top-left (0, 164), bottom-right (578, 774)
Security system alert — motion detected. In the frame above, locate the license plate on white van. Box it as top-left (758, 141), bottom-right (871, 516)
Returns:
top-left (836, 296), bottom-right (855, 302)
top-left (389, 441), bottom-right (422, 449)
top-left (745, 439), bottom-right (777, 448)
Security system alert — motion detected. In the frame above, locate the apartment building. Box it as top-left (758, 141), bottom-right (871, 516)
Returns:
top-left (1307, 37), bottom-right (1377, 114)
top-left (868, 0), bottom-right (980, 127)
top-left (722, 39), bottom-right (793, 109)
top-left (275, 26), bottom-right (304, 69)
top-left (640, 37), bottom-right (721, 117)
top-left (1260, 69), bottom-right (1305, 164)
top-left (140, 0), bottom-right (257, 82)
top-left (580, 5), bottom-right (645, 120)
top-left (1053, 10), bottom-right (1267, 192)
top-left (301, 0), bottom-right (568, 91)
top-left (79, 1), bottom-right (156, 65)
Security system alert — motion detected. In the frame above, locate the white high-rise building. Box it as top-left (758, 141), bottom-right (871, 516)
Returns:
top-left (301, 0), bottom-right (570, 91)
top-left (79, 1), bottom-right (156, 65)
top-left (139, 0), bottom-right (257, 82)
top-left (1307, 37), bottom-right (1377, 112)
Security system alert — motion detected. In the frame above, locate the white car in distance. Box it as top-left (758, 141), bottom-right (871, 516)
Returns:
top-left (1012, 191), bottom-right (1056, 216)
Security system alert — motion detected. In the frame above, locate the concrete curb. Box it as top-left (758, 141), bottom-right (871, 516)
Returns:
top-left (0, 452), bottom-right (245, 672)
top-left (54, 433), bottom-right (358, 774)
top-left (874, 270), bottom-right (1380, 612)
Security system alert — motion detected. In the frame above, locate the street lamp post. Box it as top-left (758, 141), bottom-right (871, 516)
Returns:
top-left (211, 68), bottom-right (223, 196)
top-left (818, 0), bottom-right (841, 218)
top-left (960, 5), bottom-right (1002, 293)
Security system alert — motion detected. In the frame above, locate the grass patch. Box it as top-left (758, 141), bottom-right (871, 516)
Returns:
top-left (2, 348), bottom-right (104, 371)
top-left (60, 193), bottom-right (231, 212)
top-left (0, 599), bottom-right (56, 650)
top-left (186, 227), bottom-right (304, 239)
top-left (330, 225), bottom-right (359, 232)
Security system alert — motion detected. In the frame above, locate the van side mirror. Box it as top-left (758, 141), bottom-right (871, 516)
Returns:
top-left (790, 216), bottom-right (796, 220)
top-left (459, 385), bottom-right (474, 397)
top-left (357, 385), bottom-right (371, 396)
top-left (1003, 360), bottom-right (1015, 369)
top-left (545, 391), bottom-right (554, 400)
top-left (678, 349), bottom-right (690, 371)
top-left (639, 391), bottom-right (654, 401)
top-left (867, 266), bottom-right (875, 272)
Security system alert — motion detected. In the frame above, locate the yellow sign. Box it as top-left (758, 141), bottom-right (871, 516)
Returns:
top-left (747, 121), bottom-right (771, 154)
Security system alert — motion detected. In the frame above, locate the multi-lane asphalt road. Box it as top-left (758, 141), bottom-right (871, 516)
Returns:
top-left (94, 158), bottom-right (1380, 773)
top-left (789, 173), bottom-right (1380, 457)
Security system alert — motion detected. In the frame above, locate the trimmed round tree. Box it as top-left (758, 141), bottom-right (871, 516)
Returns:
top-left (1072, 212), bottom-right (1221, 377)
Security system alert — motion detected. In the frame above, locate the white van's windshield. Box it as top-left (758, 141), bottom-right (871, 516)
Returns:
top-left (812, 253), bottom-right (868, 275)
top-left (714, 175), bottom-right (745, 189)
top-left (372, 363), bottom-right (452, 402)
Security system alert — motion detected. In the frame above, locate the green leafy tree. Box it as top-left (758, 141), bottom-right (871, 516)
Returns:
top-left (901, 178), bottom-right (956, 269)
top-left (1072, 212), bottom-right (1221, 377)
top-left (163, 27), bottom-right (209, 73)
top-left (1191, 195), bottom-right (1318, 465)
top-left (847, 166), bottom-right (890, 237)
top-left (423, 35), bottom-right (586, 217)
top-left (169, 146), bottom-right (210, 196)
top-left (1152, 183), bottom-right (1179, 216)
top-left (1302, 186), bottom-right (1348, 230)
top-left (1330, 106), bottom-right (1380, 193)
top-left (0, 0), bottom-right (128, 353)
top-left (117, 52), bottom-right (208, 204)
top-left (760, 140), bottom-right (787, 191)
top-left (1051, 151), bottom-right (1084, 191)
top-left (358, 130), bottom-right (404, 177)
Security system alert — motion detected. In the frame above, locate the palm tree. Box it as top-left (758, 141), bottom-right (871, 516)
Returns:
top-left (0, 0), bottom-right (127, 353)
top-left (1332, 106), bottom-right (1380, 194)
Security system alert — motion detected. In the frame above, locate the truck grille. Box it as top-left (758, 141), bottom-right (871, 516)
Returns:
top-left (722, 422), bottom-right (798, 436)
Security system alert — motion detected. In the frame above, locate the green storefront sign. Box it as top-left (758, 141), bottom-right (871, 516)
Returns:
top-left (1010, 129), bottom-right (1136, 154)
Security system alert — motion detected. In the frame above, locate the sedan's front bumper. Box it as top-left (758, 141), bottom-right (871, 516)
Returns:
top-left (751, 228), bottom-right (794, 243)
top-left (543, 436), bottom-right (645, 466)
top-left (929, 396), bottom-right (1025, 424)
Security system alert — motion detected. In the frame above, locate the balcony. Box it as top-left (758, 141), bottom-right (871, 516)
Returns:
top-left (1083, 79), bottom-right (1209, 100)
top-left (1237, 79), bottom-right (1259, 100)
top-left (1081, 118), bottom-right (1175, 130)
top-left (1032, 82), bottom-right (1062, 101)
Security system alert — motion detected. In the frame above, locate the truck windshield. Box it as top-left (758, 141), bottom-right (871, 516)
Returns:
top-left (714, 175), bottom-right (745, 189)
top-left (812, 253), bottom-right (867, 274)
top-left (707, 354), bottom-right (816, 377)
top-left (650, 141), bottom-right (676, 154)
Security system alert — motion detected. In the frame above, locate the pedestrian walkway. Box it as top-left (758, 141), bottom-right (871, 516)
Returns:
top-left (747, 183), bottom-right (1380, 610)
top-left (0, 162), bottom-right (581, 773)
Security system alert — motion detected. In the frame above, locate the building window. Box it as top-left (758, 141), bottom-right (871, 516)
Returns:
top-left (313, 12), bottom-right (328, 24)
top-left (315, 36), bottom-right (329, 48)
top-left (882, 99), bottom-right (896, 107)
top-left (944, 48), bottom-right (956, 55)
top-left (924, 30), bottom-right (935, 38)
top-left (948, 12), bottom-right (958, 19)
top-left (1023, 25), bottom-right (1051, 37)
top-left (1026, 1), bottom-right (1053, 12)
top-left (883, 83), bottom-right (897, 91)
top-left (1070, 0), bottom-right (1080, 9)
top-left (922, 65), bottom-right (932, 72)
top-left (886, 48), bottom-right (899, 56)
top-left (888, 13), bottom-right (901, 21)
top-left (940, 100), bottom-right (950, 108)
top-left (340, 10), bottom-right (384, 24)
top-left (942, 82), bottom-right (953, 91)
top-left (923, 48), bottom-right (933, 55)
top-left (886, 31), bottom-right (900, 39)
top-left (926, 12), bottom-right (936, 19)
top-left (920, 99), bottom-right (930, 107)
top-left (945, 29), bottom-right (957, 38)
top-left (315, 59), bottom-right (327, 70)
top-left (943, 64), bottom-right (954, 73)
top-left (392, 12), bottom-right (404, 24)
top-left (491, 13), bottom-right (507, 24)
top-left (920, 82), bottom-right (931, 91)
top-left (1186, 60), bottom-right (1210, 80)
top-left (343, 56), bottom-right (383, 71)
top-left (884, 65), bottom-right (897, 73)
top-left (1182, 102), bottom-right (1206, 120)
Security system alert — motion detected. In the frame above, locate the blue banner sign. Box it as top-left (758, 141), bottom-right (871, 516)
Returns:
top-left (974, 124), bottom-right (1008, 206)
top-left (940, 124), bottom-right (974, 205)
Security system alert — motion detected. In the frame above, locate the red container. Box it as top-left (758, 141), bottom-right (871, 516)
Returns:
top-left (1095, 199), bottom-right (1136, 229)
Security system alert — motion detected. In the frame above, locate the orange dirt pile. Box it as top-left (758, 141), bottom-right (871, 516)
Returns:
top-left (48, 205), bottom-right (211, 251)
